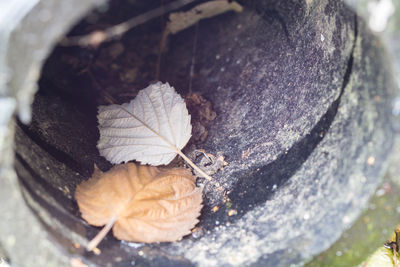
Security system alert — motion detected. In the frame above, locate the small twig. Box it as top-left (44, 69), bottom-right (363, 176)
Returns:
top-left (188, 21), bottom-right (199, 95)
top-left (177, 150), bottom-right (213, 181)
top-left (87, 70), bottom-right (117, 104)
top-left (395, 232), bottom-right (400, 267)
top-left (87, 216), bottom-right (117, 251)
top-left (155, 0), bottom-right (166, 80)
top-left (156, 0), bottom-right (243, 79)
top-left (155, 29), bottom-right (170, 80)
top-left (102, 91), bottom-right (117, 105)
top-left (195, 149), bottom-right (215, 163)
top-left (61, 0), bottom-right (197, 47)
top-left (394, 246), bottom-right (399, 267)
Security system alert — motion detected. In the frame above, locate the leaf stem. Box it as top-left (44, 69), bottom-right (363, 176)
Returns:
top-left (87, 216), bottom-right (117, 252)
top-left (176, 150), bottom-right (213, 181)
top-left (118, 105), bottom-right (214, 182)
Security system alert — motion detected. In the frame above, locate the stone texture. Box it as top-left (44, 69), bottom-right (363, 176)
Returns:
top-left (0, 0), bottom-right (103, 267)
top-left (161, 0), bottom-right (356, 207)
top-left (167, 18), bottom-right (397, 266)
top-left (2, 0), bottom-right (397, 267)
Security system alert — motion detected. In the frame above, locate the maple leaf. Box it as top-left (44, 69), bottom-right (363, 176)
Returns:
top-left (97, 81), bottom-right (213, 180)
top-left (75, 163), bottom-right (202, 250)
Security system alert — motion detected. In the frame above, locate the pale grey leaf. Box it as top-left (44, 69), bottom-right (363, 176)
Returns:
top-left (97, 82), bottom-right (192, 165)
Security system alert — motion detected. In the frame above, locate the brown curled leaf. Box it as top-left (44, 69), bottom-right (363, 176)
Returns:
top-left (75, 163), bottom-right (202, 249)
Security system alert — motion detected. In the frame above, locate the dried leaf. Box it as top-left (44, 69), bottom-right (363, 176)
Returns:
top-left (166, 0), bottom-right (243, 35)
top-left (75, 163), bottom-right (202, 249)
top-left (97, 81), bottom-right (214, 181)
top-left (97, 82), bottom-right (191, 165)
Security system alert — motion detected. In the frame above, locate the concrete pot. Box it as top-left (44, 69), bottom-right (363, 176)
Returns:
top-left (0, 0), bottom-right (397, 266)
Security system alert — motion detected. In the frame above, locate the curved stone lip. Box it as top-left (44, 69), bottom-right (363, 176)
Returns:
top-left (166, 17), bottom-right (397, 267)
top-left (0, 1), bottom-right (216, 266)
top-left (0, 1), bottom-right (397, 267)
top-left (158, 1), bottom-right (358, 231)
top-left (217, 13), bottom-right (357, 224)
top-left (18, 16), bottom-right (393, 264)
top-left (158, 1), bottom-right (358, 223)
top-left (195, 43), bottom-right (354, 232)
top-left (0, 1), bottom-right (105, 266)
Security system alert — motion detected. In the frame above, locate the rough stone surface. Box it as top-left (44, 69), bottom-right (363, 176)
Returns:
top-left (0, 0), bottom-right (103, 267)
top-left (2, 0), bottom-right (398, 267)
top-left (162, 0), bottom-right (356, 207)
top-left (166, 18), bottom-right (397, 266)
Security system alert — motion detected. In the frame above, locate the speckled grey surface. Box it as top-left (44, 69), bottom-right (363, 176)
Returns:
top-left (2, 0), bottom-right (398, 267)
top-left (162, 0), bottom-right (357, 207)
top-left (0, 0), bottom-right (103, 266)
top-left (161, 3), bottom-right (397, 265)
top-left (168, 22), bottom-right (396, 267)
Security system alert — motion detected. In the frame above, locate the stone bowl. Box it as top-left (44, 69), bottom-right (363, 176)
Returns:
top-left (0, 0), bottom-right (397, 266)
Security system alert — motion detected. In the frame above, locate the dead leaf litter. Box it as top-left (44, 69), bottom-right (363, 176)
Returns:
top-left (75, 163), bottom-right (202, 250)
